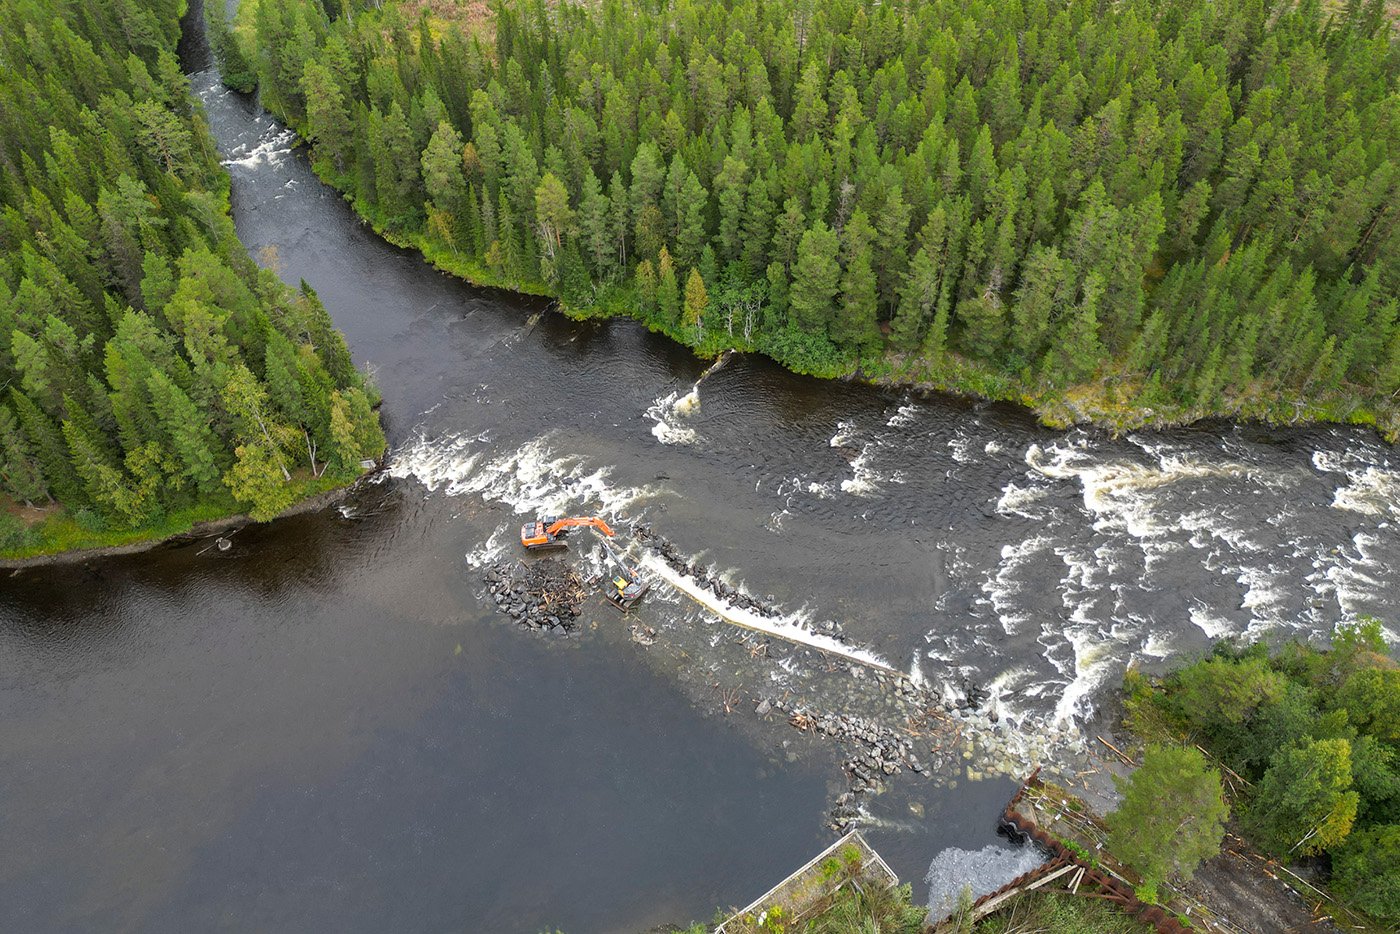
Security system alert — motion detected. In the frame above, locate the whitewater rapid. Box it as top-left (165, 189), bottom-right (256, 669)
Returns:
top-left (384, 397), bottom-right (1400, 766)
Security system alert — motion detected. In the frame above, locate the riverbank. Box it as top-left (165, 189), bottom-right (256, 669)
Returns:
top-left (0, 466), bottom-right (374, 569)
top-left (297, 170), bottom-right (1400, 444)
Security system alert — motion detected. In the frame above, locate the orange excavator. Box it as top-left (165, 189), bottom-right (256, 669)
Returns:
top-left (519, 516), bottom-right (649, 609)
top-left (519, 515), bottom-right (616, 551)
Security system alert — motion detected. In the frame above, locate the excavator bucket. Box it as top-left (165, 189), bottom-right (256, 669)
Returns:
top-left (597, 539), bottom-right (649, 610)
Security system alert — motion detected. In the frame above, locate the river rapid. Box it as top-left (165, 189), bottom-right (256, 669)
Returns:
top-left (2, 6), bottom-right (1398, 932)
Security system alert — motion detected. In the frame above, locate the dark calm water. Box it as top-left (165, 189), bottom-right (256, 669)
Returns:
top-left (2, 5), bottom-right (1396, 932)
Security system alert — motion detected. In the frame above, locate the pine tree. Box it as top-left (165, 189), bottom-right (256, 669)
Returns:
top-left (577, 169), bottom-right (613, 277)
top-left (1011, 246), bottom-right (1070, 363)
top-left (635, 259), bottom-right (657, 316)
top-left (11, 389), bottom-right (85, 506)
top-left (0, 404), bottom-right (50, 504)
top-left (421, 120), bottom-right (467, 210)
top-left (955, 295), bottom-right (1006, 361)
top-left (789, 222), bottom-right (841, 337)
top-left (715, 156), bottom-right (749, 264)
top-left (1042, 272), bottom-right (1105, 383)
top-left (657, 248), bottom-right (679, 326)
top-left (63, 407), bottom-right (140, 524)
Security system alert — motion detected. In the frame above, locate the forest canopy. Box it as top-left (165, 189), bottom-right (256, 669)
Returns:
top-left (1127, 621), bottom-right (1400, 923)
top-left (0, 0), bottom-right (385, 552)
top-left (243, 0), bottom-right (1400, 428)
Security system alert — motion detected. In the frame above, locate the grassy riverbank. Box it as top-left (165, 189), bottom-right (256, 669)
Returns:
top-left (0, 465), bottom-right (367, 564)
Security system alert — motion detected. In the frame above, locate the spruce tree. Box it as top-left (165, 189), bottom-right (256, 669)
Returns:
top-left (789, 223), bottom-right (841, 337)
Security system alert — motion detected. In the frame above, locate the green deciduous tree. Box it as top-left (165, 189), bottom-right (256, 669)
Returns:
top-left (682, 268), bottom-right (708, 338)
top-left (1249, 738), bottom-right (1359, 857)
top-left (226, 439), bottom-right (297, 521)
top-left (1107, 744), bottom-right (1229, 889)
top-left (656, 247), bottom-right (679, 326)
top-left (1331, 824), bottom-right (1400, 922)
top-left (1334, 668), bottom-right (1400, 745)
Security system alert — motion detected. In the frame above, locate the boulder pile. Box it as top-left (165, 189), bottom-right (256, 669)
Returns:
top-left (483, 559), bottom-right (585, 632)
top-left (764, 699), bottom-right (926, 832)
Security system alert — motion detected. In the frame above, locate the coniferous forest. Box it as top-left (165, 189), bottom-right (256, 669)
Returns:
top-left (241, 0), bottom-right (1400, 431)
top-left (0, 0), bottom-right (385, 555)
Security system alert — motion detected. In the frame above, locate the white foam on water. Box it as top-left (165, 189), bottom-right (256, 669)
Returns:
top-left (667, 351), bottom-right (732, 420)
top-left (1331, 467), bottom-right (1400, 518)
top-left (925, 845), bottom-right (1045, 917)
top-left (980, 536), bottom-right (1054, 634)
top-left (829, 419), bottom-right (857, 448)
top-left (644, 391), bottom-right (698, 445)
top-left (1189, 604), bottom-right (1236, 639)
top-left (386, 432), bottom-right (661, 519)
top-left (672, 388), bottom-right (700, 416)
top-left (464, 524), bottom-right (509, 567)
top-left (887, 403), bottom-right (920, 428)
top-left (949, 430), bottom-right (979, 464)
top-left (1048, 605), bottom-right (1118, 727)
top-left (221, 127), bottom-right (297, 169)
top-left (640, 554), bottom-right (897, 673)
top-left (1235, 565), bottom-right (1292, 623)
top-left (1312, 450), bottom-right (1346, 473)
top-left (1179, 509), bottom-right (1262, 554)
top-left (839, 443), bottom-right (881, 496)
top-left (1309, 530), bottom-right (1390, 618)
top-left (1027, 441), bottom-right (1259, 540)
top-left (994, 481), bottom-right (1051, 519)
top-left (1141, 631), bottom-right (1173, 657)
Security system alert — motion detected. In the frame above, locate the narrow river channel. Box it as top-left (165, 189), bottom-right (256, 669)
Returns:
top-left (1, 5), bottom-right (1397, 931)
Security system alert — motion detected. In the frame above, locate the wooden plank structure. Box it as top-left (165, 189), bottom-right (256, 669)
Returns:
top-left (715, 830), bottom-right (899, 933)
top-left (933, 767), bottom-right (1195, 934)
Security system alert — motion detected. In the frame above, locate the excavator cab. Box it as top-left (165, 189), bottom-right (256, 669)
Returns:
top-left (520, 517), bottom-right (566, 550)
top-left (604, 574), bottom-right (650, 610)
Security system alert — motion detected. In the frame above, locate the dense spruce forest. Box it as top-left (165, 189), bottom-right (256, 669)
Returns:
top-left (0, 0), bottom-right (385, 554)
top-left (241, 0), bottom-right (1400, 428)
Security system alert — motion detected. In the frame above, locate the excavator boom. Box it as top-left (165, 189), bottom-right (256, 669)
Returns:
top-left (520, 515), bottom-right (614, 550)
top-left (546, 516), bottom-right (614, 537)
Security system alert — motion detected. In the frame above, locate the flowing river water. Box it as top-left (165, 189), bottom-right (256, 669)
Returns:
top-left (2, 7), bottom-right (1399, 932)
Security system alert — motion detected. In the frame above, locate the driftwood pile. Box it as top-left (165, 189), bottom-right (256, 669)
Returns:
top-left (484, 558), bottom-right (586, 632)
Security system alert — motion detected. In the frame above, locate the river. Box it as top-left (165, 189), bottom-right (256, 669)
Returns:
top-left (1, 6), bottom-right (1397, 932)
